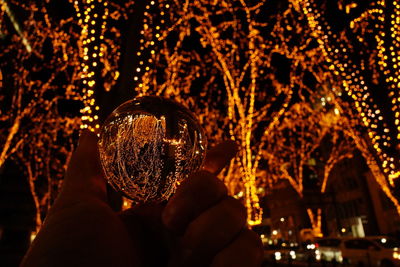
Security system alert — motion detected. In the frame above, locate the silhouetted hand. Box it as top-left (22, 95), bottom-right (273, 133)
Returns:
top-left (21, 131), bottom-right (263, 267)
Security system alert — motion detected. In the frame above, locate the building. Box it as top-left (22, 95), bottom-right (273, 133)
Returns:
top-left (260, 151), bottom-right (400, 244)
top-left (324, 152), bottom-right (400, 237)
top-left (262, 180), bottom-right (311, 245)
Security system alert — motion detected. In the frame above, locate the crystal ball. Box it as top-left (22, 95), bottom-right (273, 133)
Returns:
top-left (98, 96), bottom-right (207, 203)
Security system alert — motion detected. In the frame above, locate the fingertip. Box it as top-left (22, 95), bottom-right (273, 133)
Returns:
top-left (203, 140), bottom-right (238, 174)
top-left (64, 129), bottom-right (104, 193)
top-left (214, 140), bottom-right (239, 158)
top-left (224, 139), bottom-right (239, 154)
top-left (78, 129), bottom-right (99, 149)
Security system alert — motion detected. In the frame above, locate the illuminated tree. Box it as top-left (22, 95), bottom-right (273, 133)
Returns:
top-left (135, 0), bottom-right (345, 225)
top-left (0, 0), bottom-right (82, 232)
top-left (261, 93), bottom-right (354, 235)
top-left (297, 0), bottom-right (400, 212)
top-left (0, 0), bottom-right (123, 233)
top-left (2, 0), bottom-right (400, 233)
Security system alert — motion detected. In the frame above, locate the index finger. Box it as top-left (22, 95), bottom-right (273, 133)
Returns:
top-left (202, 140), bottom-right (238, 174)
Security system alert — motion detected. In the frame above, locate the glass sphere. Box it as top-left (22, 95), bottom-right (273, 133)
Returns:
top-left (98, 96), bottom-right (207, 204)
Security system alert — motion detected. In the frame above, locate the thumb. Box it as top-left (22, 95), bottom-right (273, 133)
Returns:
top-left (54, 130), bottom-right (108, 208)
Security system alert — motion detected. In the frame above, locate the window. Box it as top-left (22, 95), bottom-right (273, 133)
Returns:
top-left (317, 238), bottom-right (341, 247)
top-left (373, 238), bottom-right (400, 249)
top-left (344, 239), bottom-right (377, 250)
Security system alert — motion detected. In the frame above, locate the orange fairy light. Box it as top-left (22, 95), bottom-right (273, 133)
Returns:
top-left (298, 0), bottom-right (400, 214)
top-left (2, 0), bottom-right (400, 234)
top-left (75, 0), bottom-right (109, 133)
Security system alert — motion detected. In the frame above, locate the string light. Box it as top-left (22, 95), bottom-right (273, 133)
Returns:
top-left (134, 0), bottom-right (165, 95)
top-left (136, 0), bottom-right (321, 225)
top-left (376, 0), bottom-right (400, 140)
top-left (134, 0), bottom-right (400, 225)
top-left (298, 0), bottom-right (400, 212)
top-left (0, 0), bottom-right (32, 52)
top-left (74, 0), bottom-right (108, 132)
top-left (0, 0), bottom-right (93, 232)
top-left (3, 0), bottom-right (400, 232)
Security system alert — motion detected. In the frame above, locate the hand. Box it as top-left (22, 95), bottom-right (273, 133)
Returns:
top-left (21, 131), bottom-right (263, 267)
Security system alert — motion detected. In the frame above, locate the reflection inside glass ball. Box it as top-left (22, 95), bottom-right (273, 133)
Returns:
top-left (98, 96), bottom-right (207, 204)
